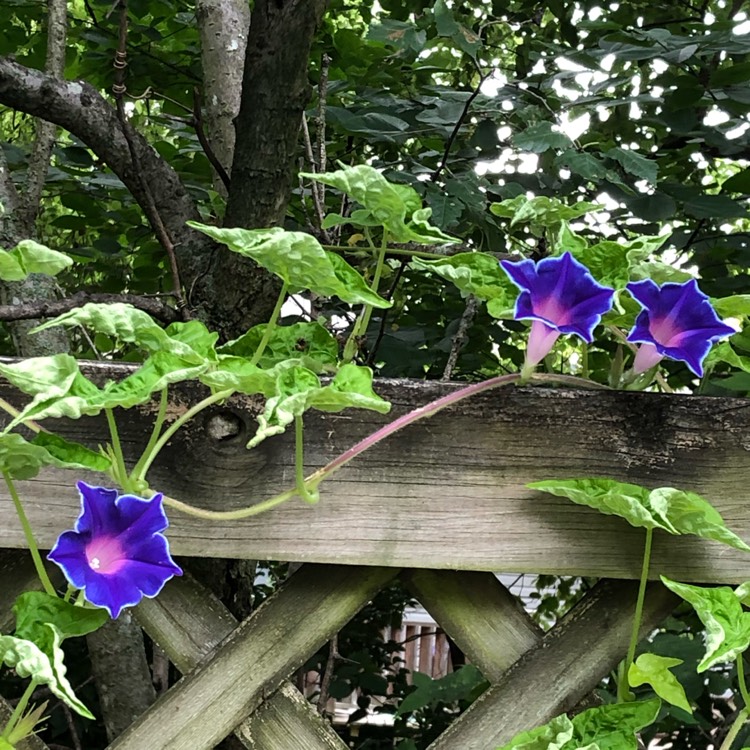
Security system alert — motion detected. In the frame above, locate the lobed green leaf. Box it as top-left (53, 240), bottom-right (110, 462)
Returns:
top-left (411, 251), bottom-right (514, 306)
top-left (529, 479), bottom-right (750, 550)
top-left (0, 240), bottom-right (72, 282)
top-left (661, 577), bottom-right (750, 671)
top-left (628, 653), bottom-right (691, 713)
top-left (0, 627), bottom-right (93, 719)
top-left (188, 223), bottom-right (391, 307)
top-left (301, 164), bottom-right (457, 244)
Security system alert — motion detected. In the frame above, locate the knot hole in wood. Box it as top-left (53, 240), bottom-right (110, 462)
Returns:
top-left (205, 410), bottom-right (245, 443)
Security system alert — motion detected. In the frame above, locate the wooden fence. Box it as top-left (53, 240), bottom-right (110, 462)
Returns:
top-left (3, 361), bottom-right (750, 749)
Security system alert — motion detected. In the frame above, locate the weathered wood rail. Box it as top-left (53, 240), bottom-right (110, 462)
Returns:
top-left (2, 361), bottom-right (750, 581)
top-left (0, 362), bottom-right (748, 749)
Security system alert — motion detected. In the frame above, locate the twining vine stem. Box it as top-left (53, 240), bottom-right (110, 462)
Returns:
top-left (162, 371), bottom-right (610, 520)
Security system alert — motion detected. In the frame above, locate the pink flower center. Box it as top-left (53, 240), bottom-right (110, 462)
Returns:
top-left (85, 535), bottom-right (126, 575)
top-left (649, 315), bottom-right (683, 347)
top-left (534, 296), bottom-right (569, 326)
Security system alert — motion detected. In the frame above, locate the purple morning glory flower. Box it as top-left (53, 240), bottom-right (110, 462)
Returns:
top-left (501, 252), bottom-right (615, 368)
top-left (626, 279), bottom-right (735, 377)
top-left (48, 482), bottom-right (182, 618)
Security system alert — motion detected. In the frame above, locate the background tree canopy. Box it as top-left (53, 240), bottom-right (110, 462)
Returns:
top-left (1, 0), bottom-right (750, 747)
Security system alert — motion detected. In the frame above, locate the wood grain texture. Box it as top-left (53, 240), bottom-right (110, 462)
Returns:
top-left (4, 362), bottom-right (750, 581)
top-left (428, 580), bottom-right (679, 750)
top-left (109, 564), bottom-right (397, 750)
top-left (135, 572), bottom-right (348, 750)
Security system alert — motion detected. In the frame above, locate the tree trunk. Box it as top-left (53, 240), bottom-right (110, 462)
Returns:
top-left (0, 0), bottom-right (68, 357)
top-left (86, 613), bottom-right (157, 742)
top-left (183, 0), bottom-right (329, 339)
top-left (195, 0), bottom-right (251, 195)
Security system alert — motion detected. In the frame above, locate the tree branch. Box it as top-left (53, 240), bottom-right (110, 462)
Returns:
top-left (0, 56), bottom-right (208, 282)
top-left (0, 292), bottom-right (180, 324)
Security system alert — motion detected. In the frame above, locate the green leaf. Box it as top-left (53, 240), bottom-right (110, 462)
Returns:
top-left (218, 321), bottom-right (339, 371)
top-left (556, 150), bottom-right (610, 182)
top-left (411, 252), bottom-right (514, 303)
top-left (307, 363), bottom-right (391, 414)
top-left (100, 351), bottom-right (211, 409)
top-left (649, 487), bottom-right (750, 552)
top-left (711, 62), bottom-right (750, 87)
top-left (573, 242), bottom-right (631, 288)
top-left (326, 250), bottom-right (395, 308)
top-left (553, 222), bottom-right (588, 256)
top-left (494, 714), bottom-right (574, 750)
top-left (661, 577), bottom-right (750, 671)
top-left (0, 627), bottom-right (93, 719)
top-left (528, 478), bottom-right (665, 532)
top-left (628, 653), bottom-right (692, 713)
top-left (187, 223), bottom-right (390, 308)
top-left (0, 433), bottom-right (53, 480)
top-left (606, 147), bottom-right (658, 184)
top-left (712, 295), bottom-right (750, 319)
top-left (248, 365), bottom-right (321, 448)
top-left (395, 665), bottom-right (486, 717)
top-left (300, 165), bottom-right (457, 244)
top-left (626, 193), bottom-right (676, 222)
top-left (31, 303), bottom-right (206, 362)
top-left (14, 592), bottom-right (109, 656)
top-left (0, 354), bottom-right (80, 399)
top-left (512, 122), bottom-right (573, 153)
top-left (628, 261), bottom-right (693, 285)
top-left (408, 207), bottom-right (460, 244)
top-left (0, 240), bottom-right (73, 281)
top-left (682, 194), bottom-right (748, 220)
top-left (248, 364), bottom-right (390, 448)
top-left (163, 320), bottom-right (219, 362)
top-left (30, 432), bottom-right (111, 473)
top-left (199, 357), bottom-right (282, 396)
top-left (433, 0), bottom-right (482, 57)
top-left (723, 169), bottom-right (750, 194)
top-left (570, 699), bottom-right (661, 749)
top-left (490, 196), bottom-right (597, 230)
top-left (530, 479), bottom-right (749, 550)
top-left (8, 371), bottom-right (105, 427)
top-left (705, 341), bottom-right (750, 374)
top-left (735, 581), bottom-right (750, 607)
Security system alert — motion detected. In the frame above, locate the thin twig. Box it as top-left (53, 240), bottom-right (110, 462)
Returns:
top-left (0, 292), bottom-right (180, 324)
top-left (316, 53), bottom-right (330, 207)
top-left (442, 294), bottom-right (479, 380)
top-left (300, 114), bottom-right (330, 238)
top-left (431, 66), bottom-right (490, 182)
top-left (62, 704), bottom-right (83, 750)
top-left (366, 258), bottom-right (408, 366)
top-left (317, 634), bottom-right (339, 716)
top-left (192, 87), bottom-right (231, 191)
top-left (111, 0), bottom-right (189, 319)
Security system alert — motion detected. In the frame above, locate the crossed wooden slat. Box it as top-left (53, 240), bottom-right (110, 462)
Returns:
top-left (0, 551), bottom-right (679, 750)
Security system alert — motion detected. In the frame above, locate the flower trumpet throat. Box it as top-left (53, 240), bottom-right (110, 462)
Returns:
top-left (626, 279), bottom-right (735, 377)
top-left (501, 252), bottom-right (615, 369)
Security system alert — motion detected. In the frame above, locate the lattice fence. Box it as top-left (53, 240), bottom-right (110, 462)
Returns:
top-left (3, 371), bottom-right (750, 749)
